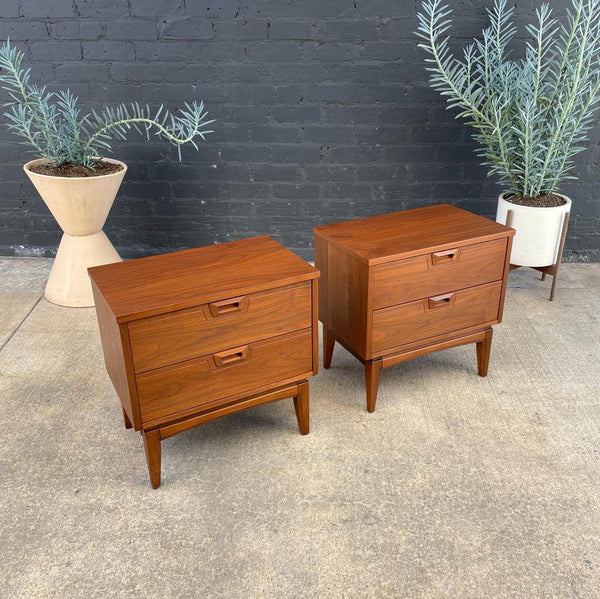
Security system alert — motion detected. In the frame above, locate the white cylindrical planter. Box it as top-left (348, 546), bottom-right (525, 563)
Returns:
top-left (24, 158), bottom-right (127, 307)
top-left (496, 192), bottom-right (571, 267)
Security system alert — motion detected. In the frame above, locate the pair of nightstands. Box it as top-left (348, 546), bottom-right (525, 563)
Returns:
top-left (90, 204), bottom-right (514, 488)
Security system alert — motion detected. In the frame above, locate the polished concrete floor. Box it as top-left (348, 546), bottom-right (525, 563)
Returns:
top-left (1, 258), bottom-right (599, 598)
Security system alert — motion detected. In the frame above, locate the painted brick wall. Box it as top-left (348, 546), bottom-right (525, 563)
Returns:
top-left (0, 0), bottom-right (598, 260)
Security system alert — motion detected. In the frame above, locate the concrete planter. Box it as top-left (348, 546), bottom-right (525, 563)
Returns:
top-left (496, 192), bottom-right (571, 268)
top-left (24, 158), bottom-right (127, 307)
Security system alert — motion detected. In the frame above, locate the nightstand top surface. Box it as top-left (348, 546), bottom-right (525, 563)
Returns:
top-left (89, 235), bottom-right (318, 322)
top-left (313, 204), bottom-right (514, 264)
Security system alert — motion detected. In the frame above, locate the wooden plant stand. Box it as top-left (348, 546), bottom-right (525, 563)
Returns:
top-left (506, 210), bottom-right (570, 302)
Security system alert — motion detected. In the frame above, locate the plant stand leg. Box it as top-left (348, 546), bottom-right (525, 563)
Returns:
top-left (549, 212), bottom-right (570, 302)
top-left (549, 272), bottom-right (559, 301)
top-left (142, 429), bottom-right (162, 489)
top-left (293, 380), bottom-right (309, 435)
top-left (365, 359), bottom-right (383, 413)
top-left (476, 328), bottom-right (493, 377)
top-left (323, 328), bottom-right (335, 369)
top-left (122, 407), bottom-right (132, 429)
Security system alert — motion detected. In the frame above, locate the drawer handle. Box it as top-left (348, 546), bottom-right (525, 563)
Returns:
top-left (427, 292), bottom-right (456, 309)
top-left (213, 345), bottom-right (250, 368)
top-left (208, 296), bottom-right (249, 317)
top-left (430, 248), bottom-right (460, 266)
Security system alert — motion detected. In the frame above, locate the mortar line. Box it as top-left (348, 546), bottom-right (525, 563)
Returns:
top-left (0, 294), bottom-right (43, 353)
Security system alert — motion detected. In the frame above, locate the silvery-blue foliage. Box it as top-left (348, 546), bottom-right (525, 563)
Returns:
top-left (0, 41), bottom-right (214, 168)
top-left (416, 0), bottom-right (600, 197)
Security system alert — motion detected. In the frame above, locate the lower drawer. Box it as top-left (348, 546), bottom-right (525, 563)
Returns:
top-left (136, 329), bottom-right (313, 423)
top-left (371, 281), bottom-right (502, 355)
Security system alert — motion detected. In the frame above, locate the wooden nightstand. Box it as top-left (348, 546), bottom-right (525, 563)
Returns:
top-left (88, 236), bottom-right (319, 488)
top-left (314, 204), bottom-right (514, 412)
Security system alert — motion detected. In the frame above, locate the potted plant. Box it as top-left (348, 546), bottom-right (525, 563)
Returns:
top-left (0, 41), bottom-right (214, 307)
top-left (415, 0), bottom-right (600, 274)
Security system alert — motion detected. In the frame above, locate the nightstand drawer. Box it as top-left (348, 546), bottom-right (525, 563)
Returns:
top-left (372, 238), bottom-right (507, 309)
top-left (129, 282), bottom-right (311, 373)
top-left (136, 329), bottom-right (313, 423)
top-left (371, 281), bottom-right (502, 354)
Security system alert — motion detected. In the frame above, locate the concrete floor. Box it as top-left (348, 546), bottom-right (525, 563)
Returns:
top-left (1, 258), bottom-right (599, 598)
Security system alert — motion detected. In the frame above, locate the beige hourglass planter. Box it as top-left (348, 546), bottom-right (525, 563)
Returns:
top-left (24, 158), bottom-right (127, 307)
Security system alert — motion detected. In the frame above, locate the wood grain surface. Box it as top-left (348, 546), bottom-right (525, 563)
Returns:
top-left (136, 329), bottom-right (313, 423)
top-left (89, 235), bottom-right (319, 323)
top-left (128, 282), bottom-right (311, 372)
top-left (372, 238), bottom-right (508, 308)
top-left (371, 281), bottom-right (502, 354)
top-left (314, 203), bottom-right (514, 265)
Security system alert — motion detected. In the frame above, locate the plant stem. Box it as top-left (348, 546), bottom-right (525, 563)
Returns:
top-left (536, 1), bottom-right (591, 194)
top-left (426, 2), bottom-right (517, 192)
top-left (85, 117), bottom-right (200, 151)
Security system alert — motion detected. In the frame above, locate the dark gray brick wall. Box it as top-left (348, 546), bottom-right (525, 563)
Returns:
top-left (0, 0), bottom-right (598, 261)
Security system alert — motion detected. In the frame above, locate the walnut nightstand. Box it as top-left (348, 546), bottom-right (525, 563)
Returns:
top-left (314, 204), bottom-right (514, 412)
top-left (89, 236), bottom-right (319, 488)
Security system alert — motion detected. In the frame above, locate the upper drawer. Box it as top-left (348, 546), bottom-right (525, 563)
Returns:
top-left (128, 282), bottom-right (312, 373)
top-left (371, 238), bottom-right (507, 309)
top-left (136, 329), bottom-right (313, 423)
top-left (371, 280), bottom-right (502, 355)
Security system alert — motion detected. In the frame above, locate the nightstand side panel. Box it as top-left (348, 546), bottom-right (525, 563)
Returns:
top-left (326, 243), bottom-right (371, 360)
top-left (311, 278), bottom-right (319, 375)
top-left (92, 281), bottom-right (141, 430)
top-left (314, 236), bottom-right (328, 329)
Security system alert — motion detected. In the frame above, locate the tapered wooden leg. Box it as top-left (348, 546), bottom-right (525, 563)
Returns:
top-left (142, 429), bottom-right (161, 489)
top-left (541, 271), bottom-right (547, 281)
top-left (293, 380), bottom-right (309, 435)
top-left (549, 211), bottom-right (569, 301)
top-left (323, 327), bottom-right (335, 369)
top-left (122, 407), bottom-right (132, 429)
top-left (549, 272), bottom-right (559, 301)
top-left (365, 359), bottom-right (383, 413)
top-left (476, 328), bottom-right (493, 377)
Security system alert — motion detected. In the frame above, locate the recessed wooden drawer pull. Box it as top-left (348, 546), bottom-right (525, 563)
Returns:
top-left (213, 345), bottom-right (250, 368)
top-left (427, 292), bottom-right (456, 309)
top-left (209, 296), bottom-right (249, 317)
top-left (430, 248), bottom-right (460, 266)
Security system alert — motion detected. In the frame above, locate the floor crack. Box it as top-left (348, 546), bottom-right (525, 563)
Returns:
top-left (0, 295), bottom-right (43, 353)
